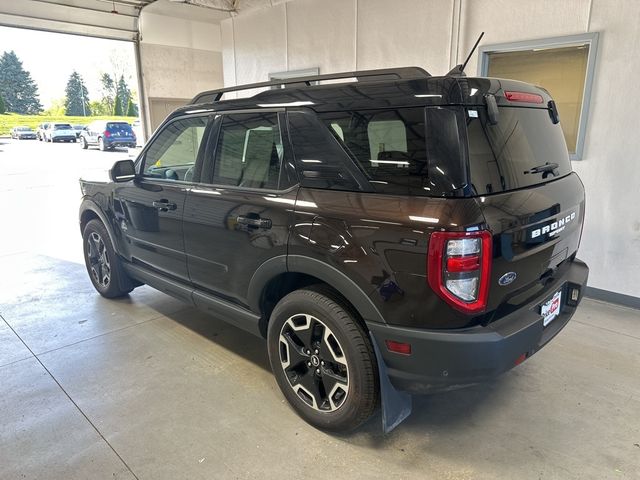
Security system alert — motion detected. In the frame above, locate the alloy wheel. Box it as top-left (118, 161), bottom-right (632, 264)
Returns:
top-left (87, 231), bottom-right (111, 288)
top-left (278, 314), bottom-right (349, 412)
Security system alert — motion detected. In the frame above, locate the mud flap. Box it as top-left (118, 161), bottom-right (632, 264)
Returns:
top-left (369, 331), bottom-right (412, 433)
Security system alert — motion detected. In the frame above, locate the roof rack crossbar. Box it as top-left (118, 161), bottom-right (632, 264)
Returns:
top-left (190, 66), bottom-right (430, 104)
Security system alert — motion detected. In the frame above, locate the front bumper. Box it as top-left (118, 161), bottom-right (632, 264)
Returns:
top-left (368, 259), bottom-right (589, 394)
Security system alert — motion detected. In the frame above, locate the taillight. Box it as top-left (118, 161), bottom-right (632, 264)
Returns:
top-left (103, 130), bottom-right (111, 137)
top-left (427, 231), bottom-right (492, 314)
top-left (504, 91), bottom-right (544, 104)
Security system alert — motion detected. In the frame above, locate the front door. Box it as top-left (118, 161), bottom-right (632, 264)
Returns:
top-left (114, 115), bottom-right (210, 282)
top-left (183, 111), bottom-right (297, 308)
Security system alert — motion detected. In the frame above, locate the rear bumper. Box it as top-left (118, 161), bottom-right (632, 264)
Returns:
top-left (368, 259), bottom-right (589, 394)
top-left (105, 138), bottom-right (136, 148)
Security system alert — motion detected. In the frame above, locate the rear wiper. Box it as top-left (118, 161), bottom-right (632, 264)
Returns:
top-left (524, 162), bottom-right (559, 176)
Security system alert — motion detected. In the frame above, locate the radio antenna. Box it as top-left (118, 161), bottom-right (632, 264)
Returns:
top-left (446, 32), bottom-right (485, 76)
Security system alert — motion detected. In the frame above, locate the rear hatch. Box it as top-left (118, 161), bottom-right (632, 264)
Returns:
top-left (107, 122), bottom-right (135, 139)
top-left (465, 83), bottom-right (585, 318)
top-left (53, 124), bottom-right (75, 135)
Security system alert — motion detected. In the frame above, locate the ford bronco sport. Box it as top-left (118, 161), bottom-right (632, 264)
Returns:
top-left (79, 66), bottom-right (589, 432)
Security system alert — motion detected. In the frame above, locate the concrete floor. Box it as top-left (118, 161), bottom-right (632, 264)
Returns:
top-left (1, 138), bottom-right (639, 479)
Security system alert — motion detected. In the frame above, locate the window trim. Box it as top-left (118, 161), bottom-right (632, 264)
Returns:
top-left (478, 32), bottom-right (599, 161)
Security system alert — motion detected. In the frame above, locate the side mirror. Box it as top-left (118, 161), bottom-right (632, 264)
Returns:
top-left (110, 159), bottom-right (136, 183)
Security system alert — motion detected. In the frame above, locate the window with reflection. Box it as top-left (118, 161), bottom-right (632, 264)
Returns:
top-left (211, 113), bottom-right (283, 190)
top-left (143, 116), bottom-right (209, 182)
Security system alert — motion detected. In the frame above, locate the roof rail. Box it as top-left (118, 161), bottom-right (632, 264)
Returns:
top-left (190, 66), bottom-right (430, 104)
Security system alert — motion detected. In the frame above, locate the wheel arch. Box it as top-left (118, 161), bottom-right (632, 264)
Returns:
top-left (249, 255), bottom-right (385, 338)
top-left (79, 200), bottom-right (118, 250)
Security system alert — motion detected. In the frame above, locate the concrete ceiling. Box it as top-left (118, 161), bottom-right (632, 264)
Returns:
top-left (144, 0), bottom-right (293, 23)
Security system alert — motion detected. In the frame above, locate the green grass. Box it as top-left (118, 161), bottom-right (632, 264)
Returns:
top-left (0, 113), bottom-right (137, 136)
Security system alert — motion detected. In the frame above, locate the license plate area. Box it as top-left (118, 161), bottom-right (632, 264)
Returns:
top-left (541, 289), bottom-right (562, 327)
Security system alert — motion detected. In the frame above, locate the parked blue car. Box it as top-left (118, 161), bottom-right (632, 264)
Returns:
top-left (80, 120), bottom-right (136, 151)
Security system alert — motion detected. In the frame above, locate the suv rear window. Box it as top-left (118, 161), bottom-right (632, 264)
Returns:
top-left (54, 124), bottom-right (72, 130)
top-left (466, 106), bottom-right (572, 195)
top-left (107, 122), bottom-right (133, 134)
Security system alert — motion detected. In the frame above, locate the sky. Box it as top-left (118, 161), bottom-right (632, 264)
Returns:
top-left (0, 26), bottom-right (137, 109)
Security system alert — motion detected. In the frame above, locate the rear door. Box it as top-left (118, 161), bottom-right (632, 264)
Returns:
top-left (465, 103), bottom-right (584, 312)
top-left (182, 111), bottom-right (297, 309)
top-left (114, 114), bottom-right (211, 282)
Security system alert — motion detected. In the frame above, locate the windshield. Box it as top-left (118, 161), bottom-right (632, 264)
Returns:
top-left (466, 106), bottom-right (572, 195)
top-left (54, 124), bottom-right (72, 130)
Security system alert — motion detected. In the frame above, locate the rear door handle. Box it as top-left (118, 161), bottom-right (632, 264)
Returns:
top-left (152, 200), bottom-right (177, 211)
top-left (237, 215), bottom-right (272, 229)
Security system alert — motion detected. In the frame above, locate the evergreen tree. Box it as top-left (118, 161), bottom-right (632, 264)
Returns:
top-left (0, 51), bottom-right (43, 114)
top-left (114, 75), bottom-right (130, 116)
top-left (99, 73), bottom-right (115, 114)
top-left (126, 98), bottom-right (138, 117)
top-left (64, 71), bottom-right (91, 116)
top-left (114, 94), bottom-right (123, 116)
top-left (0, 95), bottom-right (5, 114)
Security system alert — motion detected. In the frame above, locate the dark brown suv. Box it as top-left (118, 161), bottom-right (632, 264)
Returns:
top-left (79, 67), bottom-right (589, 432)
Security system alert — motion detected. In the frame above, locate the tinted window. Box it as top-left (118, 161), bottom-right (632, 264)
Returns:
top-left (107, 122), bottom-right (133, 132)
top-left (143, 116), bottom-right (208, 182)
top-left (53, 124), bottom-right (72, 130)
top-left (211, 113), bottom-right (283, 190)
top-left (287, 111), bottom-right (363, 191)
top-left (466, 106), bottom-right (572, 195)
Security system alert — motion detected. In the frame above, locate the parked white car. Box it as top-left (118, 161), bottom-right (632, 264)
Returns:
top-left (45, 123), bottom-right (77, 143)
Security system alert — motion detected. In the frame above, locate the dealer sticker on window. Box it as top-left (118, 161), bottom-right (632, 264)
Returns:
top-left (541, 290), bottom-right (562, 327)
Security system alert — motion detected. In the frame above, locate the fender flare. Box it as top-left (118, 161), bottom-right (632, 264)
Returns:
top-left (79, 198), bottom-right (118, 251)
top-left (247, 254), bottom-right (385, 325)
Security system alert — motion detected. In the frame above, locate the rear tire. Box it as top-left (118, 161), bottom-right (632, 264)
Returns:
top-left (81, 137), bottom-right (88, 149)
top-left (267, 286), bottom-right (379, 432)
top-left (82, 219), bottom-right (134, 298)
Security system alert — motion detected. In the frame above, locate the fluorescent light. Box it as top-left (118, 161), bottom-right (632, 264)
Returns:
top-left (409, 215), bottom-right (439, 223)
top-left (301, 159), bottom-right (322, 163)
top-left (191, 189), bottom-right (221, 195)
top-left (435, 166), bottom-right (445, 175)
top-left (370, 160), bottom-right (409, 166)
top-left (263, 197), bottom-right (318, 208)
top-left (257, 101), bottom-right (315, 107)
top-left (414, 94), bottom-right (443, 98)
top-left (470, 88), bottom-right (478, 96)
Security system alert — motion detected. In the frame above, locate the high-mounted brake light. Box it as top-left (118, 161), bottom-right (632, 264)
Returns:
top-left (427, 231), bottom-right (492, 314)
top-left (504, 91), bottom-right (544, 104)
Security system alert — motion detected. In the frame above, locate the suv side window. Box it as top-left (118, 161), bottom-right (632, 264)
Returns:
top-left (142, 116), bottom-right (209, 182)
top-left (209, 113), bottom-right (283, 189)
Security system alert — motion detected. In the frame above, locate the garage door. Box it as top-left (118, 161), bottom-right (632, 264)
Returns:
top-left (0, 0), bottom-right (155, 41)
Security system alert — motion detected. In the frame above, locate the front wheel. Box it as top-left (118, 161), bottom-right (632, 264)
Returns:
top-left (99, 137), bottom-right (106, 151)
top-left (81, 137), bottom-right (88, 149)
top-left (82, 219), bottom-right (134, 298)
top-left (267, 287), bottom-right (379, 432)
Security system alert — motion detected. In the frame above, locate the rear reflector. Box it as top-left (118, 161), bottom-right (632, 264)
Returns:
top-left (504, 91), bottom-right (544, 104)
top-left (514, 353), bottom-right (527, 366)
top-left (385, 340), bottom-right (412, 355)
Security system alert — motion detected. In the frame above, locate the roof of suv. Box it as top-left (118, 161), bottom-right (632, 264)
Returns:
top-left (175, 67), bottom-right (552, 120)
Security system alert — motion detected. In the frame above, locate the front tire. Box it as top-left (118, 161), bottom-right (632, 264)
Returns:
top-left (99, 137), bottom-right (106, 151)
top-left (82, 219), bottom-right (134, 298)
top-left (81, 137), bottom-right (88, 149)
top-left (267, 286), bottom-right (379, 432)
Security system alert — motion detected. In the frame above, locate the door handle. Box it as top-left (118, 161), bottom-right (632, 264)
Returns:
top-left (237, 215), bottom-right (272, 229)
top-left (152, 200), bottom-right (177, 211)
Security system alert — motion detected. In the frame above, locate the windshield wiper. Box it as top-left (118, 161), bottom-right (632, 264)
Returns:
top-left (524, 162), bottom-right (559, 176)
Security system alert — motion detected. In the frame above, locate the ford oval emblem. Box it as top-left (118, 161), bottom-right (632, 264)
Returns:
top-left (498, 272), bottom-right (517, 286)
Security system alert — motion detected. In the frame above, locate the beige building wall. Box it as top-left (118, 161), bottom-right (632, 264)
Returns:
top-left (221, 0), bottom-right (640, 299)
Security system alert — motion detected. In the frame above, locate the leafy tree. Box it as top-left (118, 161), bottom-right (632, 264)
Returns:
top-left (99, 73), bottom-right (116, 114)
top-left (116, 75), bottom-right (130, 115)
top-left (0, 51), bottom-right (43, 114)
top-left (89, 100), bottom-right (110, 116)
top-left (0, 95), bottom-right (5, 114)
top-left (126, 98), bottom-right (138, 117)
top-left (64, 71), bottom-right (91, 116)
top-left (113, 94), bottom-right (124, 116)
top-left (44, 97), bottom-right (66, 116)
